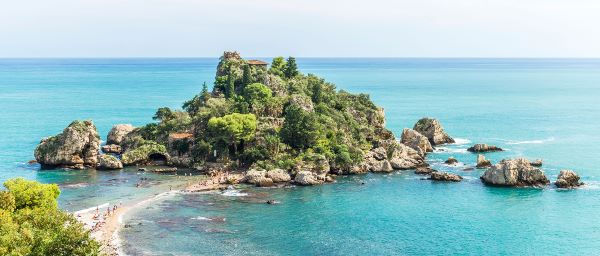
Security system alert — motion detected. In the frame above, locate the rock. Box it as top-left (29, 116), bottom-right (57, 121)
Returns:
top-left (107, 124), bottom-right (135, 145)
top-left (467, 144), bottom-right (503, 153)
top-left (530, 159), bottom-right (543, 167)
top-left (266, 200), bottom-right (279, 205)
top-left (444, 157), bottom-right (458, 165)
top-left (243, 169), bottom-right (267, 184)
top-left (34, 120), bottom-right (101, 169)
top-left (266, 169), bottom-right (291, 183)
top-left (388, 143), bottom-right (426, 170)
top-left (400, 128), bottom-right (433, 156)
top-left (413, 118), bottom-right (455, 145)
top-left (476, 154), bottom-right (492, 168)
top-left (152, 167), bottom-right (177, 173)
top-left (27, 160), bottom-right (37, 164)
top-left (121, 142), bottom-right (169, 166)
top-left (255, 177), bottom-right (274, 187)
top-left (138, 168), bottom-right (147, 172)
top-left (429, 172), bottom-right (462, 182)
top-left (97, 154), bottom-right (123, 170)
top-left (555, 170), bottom-right (583, 188)
top-left (101, 144), bottom-right (122, 154)
top-left (294, 171), bottom-right (323, 186)
top-left (371, 147), bottom-right (387, 161)
top-left (289, 94), bottom-right (314, 112)
top-left (415, 167), bottom-right (437, 175)
top-left (463, 167), bottom-right (475, 171)
top-left (480, 158), bottom-right (550, 187)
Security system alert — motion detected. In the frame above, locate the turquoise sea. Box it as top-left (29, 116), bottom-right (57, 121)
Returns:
top-left (1, 58), bottom-right (600, 255)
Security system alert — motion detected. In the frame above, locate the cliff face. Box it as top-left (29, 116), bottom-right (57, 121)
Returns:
top-left (34, 120), bottom-right (100, 169)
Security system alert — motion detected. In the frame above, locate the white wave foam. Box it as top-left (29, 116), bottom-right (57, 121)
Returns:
top-left (191, 216), bottom-right (211, 221)
top-left (506, 137), bottom-right (555, 145)
top-left (61, 182), bottom-right (89, 188)
top-left (453, 138), bottom-right (471, 145)
top-left (74, 203), bottom-right (110, 215)
top-left (221, 189), bottom-right (248, 197)
top-left (433, 147), bottom-right (468, 154)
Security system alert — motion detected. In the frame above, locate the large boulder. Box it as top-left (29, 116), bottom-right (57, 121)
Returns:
top-left (34, 120), bottom-right (100, 169)
top-left (480, 158), bottom-right (549, 187)
top-left (101, 144), bottom-right (122, 154)
top-left (400, 128), bottom-right (433, 156)
top-left (415, 167), bottom-right (437, 175)
top-left (555, 170), bottom-right (583, 188)
top-left (429, 172), bottom-right (462, 182)
top-left (106, 124), bottom-right (135, 145)
top-left (97, 154), bottom-right (123, 170)
top-left (363, 142), bottom-right (425, 172)
top-left (121, 142), bottom-right (169, 166)
top-left (413, 118), bottom-right (455, 145)
top-left (388, 143), bottom-right (426, 170)
top-left (243, 169), bottom-right (267, 184)
top-left (294, 171), bottom-right (322, 186)
top-left (445, 157), bottom-right (459, 165)
top-left (266, 169), bottom-right (291, 183)
top-left (467, 144), bottom-right (503, 153)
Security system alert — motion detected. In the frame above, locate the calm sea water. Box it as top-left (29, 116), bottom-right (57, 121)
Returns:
top-left (1, 58), bottom-right (600, 255)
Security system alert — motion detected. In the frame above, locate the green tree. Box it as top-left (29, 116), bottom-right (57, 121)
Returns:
top-left (182, 82), bottom-right (211, 116)
top-left (0, 178), bottom-right (100, 255)
top-left (284, 57), bottom-right (299, 79)
top-left (207, 113), bottom-right (257, 156)
top-left (280, 105), bottom-right (321, 149)
top-left (153, 107), bottom-right (175, 122)
top-left (244, 83), bottom-right (272, 104)
top-left (269, 57), bottom-right (286, 77)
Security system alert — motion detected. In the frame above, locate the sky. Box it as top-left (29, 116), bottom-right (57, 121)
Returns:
top-left (1, 0), bottom-right (599, 58)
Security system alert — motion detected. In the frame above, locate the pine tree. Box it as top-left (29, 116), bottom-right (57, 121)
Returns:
top-left (284, 57), bottom-right (299, 79)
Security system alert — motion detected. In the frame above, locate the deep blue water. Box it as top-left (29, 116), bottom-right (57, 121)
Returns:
top-left (1, 58), bottom-right (600, 255)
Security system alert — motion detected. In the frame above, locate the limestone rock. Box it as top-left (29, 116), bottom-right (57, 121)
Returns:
top-left (388, 143), bottom-right (426, 170)
top-left (555, 170), bottom-right (583, 188)
top-left (400, 128), bottom-right (433, 156)
top-left (413, 118), bottom-right (455, 145)
top-left (429, 172), bottom-right (462, 182)
top-left (106, 124), bottom-right (135, 145)
top-left (121, 142), bottom-right (169, 166)
top-left (34, 120), bottom-right (100, 169)
top-left (97, 154), bottom-right (123, 170)
top-left (480, 158), bottom-right (549, 187)
top-left (101, 144), bottom-right (122, 154)
top-left (294, 171), bottom-right (323, 186)
top-left (415, 167), bottom-right (437, 175)
top-left (530, 159), bottom-right (543, 167)
top-left (255, 177), bottom-right (274, 187)
top-left (467, 144), bottom-right (503, 153)
top-left (445, 157), bottom-right (458, 165)
top-left (244, 169), bottom-right (267, 184)
top-left (266, 169), bottom-right (291, 183)
top-left (476, 154), bottom-right (492, 168)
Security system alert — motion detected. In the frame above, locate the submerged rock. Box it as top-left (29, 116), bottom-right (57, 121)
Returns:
top-left (429, 172), bottom-right (462, 182)
top-left (34, 120), bottom-right (101, 169)
top-left (101, 144), bottom-right (122, 154)
top-left (444, 157), bottom-right (459, 165)
top-left (555, 170), bottom-right (583, 188)
top-left (97, 154), bottom-right (123, 170)
top-left (480, 158), bottom-right (549, 187)
top-left (415, 167), bottom-right (437, 175)
top-left (107, 124), bottom-right (135, 145)
top-left (467, 144), bottom-right (503, 153)
top-left (476, 154), bottom-right (492, 168)
top-left (294, 171), bottom-right (323, 186)
top-left (400, 128), bottom-right (433, 156)
top-left (266, 169), bottom-right (291, 183)
top-left (413, 118), bottom-right (455, 145)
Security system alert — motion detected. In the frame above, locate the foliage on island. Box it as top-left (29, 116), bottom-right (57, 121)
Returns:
top-left (123, 51), bottom-right (391, 173)
top-left (0, 178), bottom-right (100, 255)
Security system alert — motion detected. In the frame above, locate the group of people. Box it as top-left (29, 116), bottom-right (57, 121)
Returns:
top-left (89, 204), bottom-right (119, 232)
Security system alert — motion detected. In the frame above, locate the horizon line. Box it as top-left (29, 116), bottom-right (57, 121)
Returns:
top-left (2, 56), bottom-right (600, 59)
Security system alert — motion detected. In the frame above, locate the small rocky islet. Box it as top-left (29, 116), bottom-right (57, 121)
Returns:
top-left (33, 51), bottom-right (583, 189)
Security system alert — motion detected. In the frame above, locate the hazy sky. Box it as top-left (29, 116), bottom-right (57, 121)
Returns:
top-left (1, 0), bottom-right (599, 57)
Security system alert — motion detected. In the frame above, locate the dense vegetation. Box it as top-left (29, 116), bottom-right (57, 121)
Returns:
top-left (126, 51), bottom-right (390, 172)
top-left (0, 178), bottom-right (100, 255)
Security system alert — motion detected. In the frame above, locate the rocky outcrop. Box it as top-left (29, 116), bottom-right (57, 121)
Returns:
top-left (243, 169), bottom-right (267, 184)
top-left (400, 128), bottom-right (433, 156)
top-left (266, 169), bottom-right (291, 183)
top-left (97, 154), bottom-right (123, 170)
top-left (480, 158), bottom-right (550, 187)
top-left (389, 143), bottom-right (425, 169)
top-left (467, 144), bottom-right (503, 153)
top-left (530, 159), bottom-right (543, 167)
top-left (415, 167), bottom-right (437, 175)
top-left (101, 144), bottom-right (122, 154)
top-left (413, 118), bottom-right (454, 145)
top-left (429, 172), bottom-right (462, 182)
top-left (106, 124), bottom-right (135, 145)
top-left (294, 171), bottom-right (322, 186)
top-left (121, 142), bottom-right (168, 166)
top-left (363, 142), bottom-right (425, 173)
top-left (555, 170), bottom-right (583, 188)
top-left (34, 120), bottom-right (101, 169)
top-left (476, 154), bottom-right (492, 168)
top-left (444, 157), bottom-right (458, 165)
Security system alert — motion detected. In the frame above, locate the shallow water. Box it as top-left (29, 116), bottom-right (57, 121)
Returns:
top-left (1, 58), bottom-right (600, 255)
